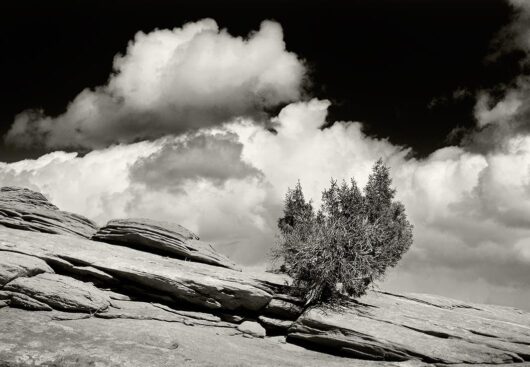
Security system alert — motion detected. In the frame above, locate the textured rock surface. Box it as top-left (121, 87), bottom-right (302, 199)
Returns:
top-left (0, 251), bottom-right (54, 286)
top-left (9, 292), bottom-right (53, 311)
top-left (238, 321), bottom-right (267, 338)
top-left (264, 297), bottom-right (303, 320)
top-left (0, 308), bottom-right (417, 367)
top-left (93, 218), bottom-right (238, 269)
top-left (259, 315), bottom-right (293, 332)
top-left (1, 187), bottom-right (529, 366)
top-left (0, 226), bottom-right (283, 312)
top-left (0, 186), bottom-right (97, 238)
top-left (288, 291), bottom-right (530, 364)
top-left (4, 273), bottom-right (111, 313)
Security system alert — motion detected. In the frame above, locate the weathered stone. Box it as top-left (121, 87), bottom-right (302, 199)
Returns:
top-left (96, 300), bottom-right (225, 327)
top-left (0, 300), bottom-right (8, 308)
top-left (288, 291), bottom-right (530, 363)
top-left (0, 187), bottom-right (97, 238)
top-left (0, 251), bottom-right (54, 286)
top-left (264, 298), bottom-right (303, 320)
top-left (258, 315), bottom-right (293, 331)
top-left (220, 313), bottom-right (245, 324)
top-left (0, 226), bottom-right (283, 312)
top-left (4, 273), bottom-right (110, 313)
top-left (0, 308), bottom-right (387, 367)
top-left (9, 292), bottom-right (53, 311)
top-left (238, 321), bottom-right (266, 338)
top-left (93, 218), bottom-right (239, 270)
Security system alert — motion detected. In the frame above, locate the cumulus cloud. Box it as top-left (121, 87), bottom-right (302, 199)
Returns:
top-left (2, 99), bottom-right (530, 309)
top-left (4, 19), bottom-right (306, 149)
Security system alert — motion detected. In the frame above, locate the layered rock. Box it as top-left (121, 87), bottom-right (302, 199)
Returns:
top-left (0, 227), bottom-right (284, 312)
top-left (4, 273), bottom-right (111, 313)
top-left (0, 186), bottom-right (97, 238)
top-left (92, 218), bottom-right (239, 270)
top-left (1, 187), bottom-right (529, 366)
top-left (0, 251), bottom-right (54, 286)
top-left (287, 291), bottom-right (530, 364)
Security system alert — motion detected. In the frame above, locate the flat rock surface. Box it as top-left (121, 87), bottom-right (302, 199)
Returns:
top-left (92, 218), bottom-right (238, 270)
top-left (0, 307), bottom-right (429, 367)
top-left (0, 226), bottom-right (284, 312)
top-left (0, 186), bottom-right (97, 238)
top-left (288, 291), bottom-right (530, 364)
top-left (4, 273), bottom-right (111, 313)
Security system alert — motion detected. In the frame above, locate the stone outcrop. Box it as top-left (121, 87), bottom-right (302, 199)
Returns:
top-left (287, 291), bottom-right (530, 364)
top-left (0, 251), bottom-right (54, 286)
top-left (0, 186), bottom-right (97, 238)
top-left (0, 227), bottom-right (284, 312)
top-left (1, 186), bottom-right (529, 366)
top-left (4, 273), bottom-right (111, 313)
top-left (92, 218), bottom-right (239, 270)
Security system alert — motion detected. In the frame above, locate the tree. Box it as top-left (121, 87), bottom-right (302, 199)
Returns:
top-left (272, 159), bottom-right (413, 307)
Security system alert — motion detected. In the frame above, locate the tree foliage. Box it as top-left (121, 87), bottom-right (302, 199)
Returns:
top-left (272, 159), bottom-right (413, 307)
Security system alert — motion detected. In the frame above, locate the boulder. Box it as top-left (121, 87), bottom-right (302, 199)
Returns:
top-left (0, 251), bottom-right (54, 286)
top-left (288, 291), bottom-right (530, 363)
top-left (0, 187), bottom-right (97, 238)
top-left (92, 218), bottom-right (239, 270)
top-left (4, 273), bottom-right (110, 313)
top-left (238, 321), bottom-right (266, 338)
top-left (0, 226), bottom-right (283, 312)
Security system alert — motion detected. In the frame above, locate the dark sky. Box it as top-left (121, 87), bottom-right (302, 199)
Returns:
top-left (0, 0), bottom-right (521, 161)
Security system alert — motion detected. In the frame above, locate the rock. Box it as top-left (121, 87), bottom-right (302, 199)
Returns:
top-left (0, 308), bottom-right (376, 367)
top-left (0, 187), bottom-right (97, 238)
top-left (220, 313), bottom-right (245, 324)
top-left (264, 297), bottom-right (303, 320)
top-left (0, 300), bottom-right (8, 308)
top-left (258, 315), bottom-right (293, 331)
top-left (9, 292), bottom-right (53, 311)
top-left (4, 273), bottom-right (111, 313)
top-left (0, 226), bottom-right (283, 312)
top-left (96, 300), bottom-right (225, 327)
top-left (238, 321), bottom-right (266, 338)
top-left (92, 218), bottom-right (238, 270)
top-left (288, 291), bottom-right (530, 363)
top-left (0, 251), bottom-right (54, 286)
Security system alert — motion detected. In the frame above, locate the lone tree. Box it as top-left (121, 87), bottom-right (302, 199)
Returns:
top-left (272, 159), bottom-right (413, 307)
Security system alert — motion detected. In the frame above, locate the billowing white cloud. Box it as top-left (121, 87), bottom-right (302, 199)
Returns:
top-left (4, 19), bottom-right (306, 149)
top-left (2, 99), bottom-right (530, 309)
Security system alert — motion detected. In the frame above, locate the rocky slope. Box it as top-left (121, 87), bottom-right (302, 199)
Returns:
top-left (0, 187), bottom-right (529, 366)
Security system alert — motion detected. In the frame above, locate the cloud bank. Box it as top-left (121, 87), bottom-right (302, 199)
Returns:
top-left (2, 10), bottom-right (530, 310)
top-left (5, 19), bottom-right (306, 149)
top-left (2, 99), bottom-right (530, 308)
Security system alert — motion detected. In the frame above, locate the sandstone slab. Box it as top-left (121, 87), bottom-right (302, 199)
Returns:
top-left (0, 186), bottom-right (97, 238)
top-left (9, 292), bottom-right (53, 311)
top-left (93, 218), bottom-right (238, 269)
top-left (0, 307), bottom-right (407, 367)
top-left (0, 251), bottom-right (54, 286)
top-left (264, 297), bottom-right (303, 320)
top-left (4, 273), bottom-right (110, 313)
top-left (0, 226), bottom-right (283, 312)
top-left (288, 291), bottom-right (530, 364)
